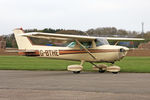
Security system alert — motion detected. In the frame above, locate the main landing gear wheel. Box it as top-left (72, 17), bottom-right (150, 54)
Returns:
top-left (112, 72), bottom-right (118, 74)
top-left (73, 71), bottom-right (80, 74)
top-left (98, 69), bottom-right (106, 73)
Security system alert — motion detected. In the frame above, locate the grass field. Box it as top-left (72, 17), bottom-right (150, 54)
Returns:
top-left (0, 56), bottom-right (150, 73)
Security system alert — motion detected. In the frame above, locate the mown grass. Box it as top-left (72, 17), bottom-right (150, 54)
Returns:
top-left (115, 57), bottom-right (150, 73)
top-left (0, 56), bottom-right (150, 72)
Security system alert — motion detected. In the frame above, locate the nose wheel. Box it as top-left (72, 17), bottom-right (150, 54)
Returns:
top-left (112, 72), bottom-right (118, 74)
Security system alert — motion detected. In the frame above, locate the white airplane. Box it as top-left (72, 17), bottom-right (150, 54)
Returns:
top-left (13, 28), bottom-right (144, 74)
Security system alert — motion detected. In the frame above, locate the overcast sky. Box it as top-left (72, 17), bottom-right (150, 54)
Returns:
top-left (0, 0), bottom-right (150, 35)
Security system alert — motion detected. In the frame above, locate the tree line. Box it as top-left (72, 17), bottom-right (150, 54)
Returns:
top-left (2, 27), bottom-right (150, 48)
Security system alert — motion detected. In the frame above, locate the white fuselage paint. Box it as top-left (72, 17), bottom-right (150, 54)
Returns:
top-left (30, 45), bottom-right (129, 63)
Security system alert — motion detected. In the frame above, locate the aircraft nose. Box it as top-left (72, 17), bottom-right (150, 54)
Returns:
top-left (123, 47), bottom-right (129, 51)
top-left (119, 47), bottom-right (129, 52)
top-left (120, 48), bottom-right (126, 52)
top-left (119, 47), bottom-right (129, 59)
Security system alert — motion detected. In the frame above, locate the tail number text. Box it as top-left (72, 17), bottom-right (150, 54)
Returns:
top-left (40, 50), bottom-right (59, 56)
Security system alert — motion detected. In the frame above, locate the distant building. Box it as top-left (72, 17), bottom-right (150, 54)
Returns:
top-left (0, 36), bottom-right (6, 50)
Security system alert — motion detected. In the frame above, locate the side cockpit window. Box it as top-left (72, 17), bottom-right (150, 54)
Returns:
top-left (96, 38), bottom-right (109, 46)
top-left (67, 38), bottom-right (109, 48)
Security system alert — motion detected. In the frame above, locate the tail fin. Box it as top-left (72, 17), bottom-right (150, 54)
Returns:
top-left (13, 28), bottom-right (32, 50)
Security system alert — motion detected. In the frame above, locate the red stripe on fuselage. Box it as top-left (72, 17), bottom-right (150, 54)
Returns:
top-left (59, 49), bottom-right (119, 55)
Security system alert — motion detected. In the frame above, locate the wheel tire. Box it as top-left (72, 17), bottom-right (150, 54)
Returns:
top-left (99, 70), bottom-right (105, 73)
top-left (112, 72), bottom-right (118, 74)
top-left (73, 71), bottom-right (80, 74)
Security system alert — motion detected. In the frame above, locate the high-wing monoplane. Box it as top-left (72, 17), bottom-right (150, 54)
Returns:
top-left (13, 28), bottom-right (144, 74)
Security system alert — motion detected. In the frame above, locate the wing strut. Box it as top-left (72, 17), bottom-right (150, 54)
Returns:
top-left (75, 39), bottom-right (97, 60)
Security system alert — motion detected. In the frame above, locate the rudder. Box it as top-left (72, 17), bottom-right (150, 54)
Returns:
top-left (13, 28), bottom-right (32, 50)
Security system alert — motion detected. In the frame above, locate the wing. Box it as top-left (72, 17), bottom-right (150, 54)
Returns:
top-left (20, 32), bottom-right (144, 42)
top-left (20, 32), bottom-right (96, 42)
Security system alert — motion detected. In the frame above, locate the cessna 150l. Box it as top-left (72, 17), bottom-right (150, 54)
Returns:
top-left (13, 28), bottom-right (144, 74)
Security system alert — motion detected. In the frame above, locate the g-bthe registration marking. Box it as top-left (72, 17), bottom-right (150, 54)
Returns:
top-left (40, 50), bottom-right (59, 56)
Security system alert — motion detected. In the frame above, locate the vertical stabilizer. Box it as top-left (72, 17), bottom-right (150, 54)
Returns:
top-left (13, 28), bottom-right (32, 50)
